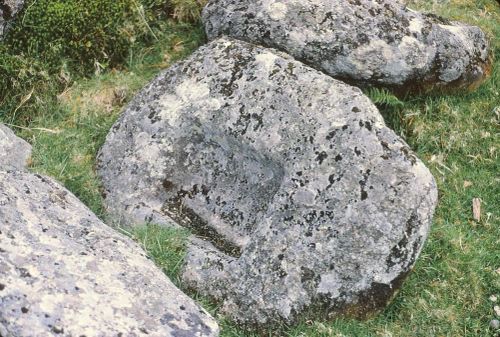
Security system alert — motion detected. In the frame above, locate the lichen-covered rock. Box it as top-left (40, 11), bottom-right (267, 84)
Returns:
top-left (0, 170), bottom-right (219, 337)
top-left (202, 0), bottom-right (491, 94)
top-left (96, 38), bottom-right (438, 328)
top-left (0, 124), bottom-right (31, 170)
top-left (0, 0), bottom-right (24, 38)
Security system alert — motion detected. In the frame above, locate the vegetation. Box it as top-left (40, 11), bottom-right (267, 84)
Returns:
top-left (1, 0), bottom-right (498, 336)
top-left (0, 0), bottom-right (203, 123)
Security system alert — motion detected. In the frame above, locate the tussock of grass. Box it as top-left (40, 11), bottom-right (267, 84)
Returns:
top-left (132, 225), bottom-right (191, 282)
top-left (1, 0), bottom-right (498, 336)
top-left (171, 0), bottom-right (207, 22)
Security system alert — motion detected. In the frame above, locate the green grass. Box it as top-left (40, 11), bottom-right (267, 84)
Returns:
top-left (1, 0), bottom-right (499, 336)
top-left (132, 224), bottom-right (191, 282)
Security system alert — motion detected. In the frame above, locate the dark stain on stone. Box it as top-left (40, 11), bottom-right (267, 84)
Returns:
top-left (400, 146), bottom-right (417, 165)
top-left (341, 269), bottom-right (410, 318)
top-left (219, 47), bottom-right (252, 97)
top-left (0, 1), bottom-right (12, 20)
top-left (315, 151), bottom-right (328, 164)
top-left (359, 169), bottom-right (371, 202)
top-left (300, 267), bottom-right (316, 284)
top-left (326, 130), bottom-right (336, 140)
top-left (359, 120), bottom-right (372, 131)
top-left (18, 268), bottom-right (31, 278)
top-left (320, 11), bottom-right (334, 25)
top-left (386, 212), bottom-right (419, 268)
top-left (51, 326), bottom-right (64, 334)
top-left (162, 179), bottom-right (175, 191)
top-left (361, 190), bottom-right (368, 200)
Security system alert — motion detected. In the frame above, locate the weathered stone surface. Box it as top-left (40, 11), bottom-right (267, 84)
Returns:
top-left (97, 38), bottom-right (438, 327)
top-left (202, 0), bottom-right (491, 94)
top-left (0, 170), bottom-right (219, 336)
top-left (0, 0), bottom-right (24, 38)
top-left (0, 124), bottom-right (31, 170)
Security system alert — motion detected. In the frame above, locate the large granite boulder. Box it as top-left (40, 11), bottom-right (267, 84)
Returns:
top-left (0, 0), bottom-right (24, 38)
top-left (0, 124), bottom-right (31, 170)
top-left (97, 38), bottom-right (438, 328)
top-left (202, 0), bottom-right (491, 94)
top-left (0, 170), bottom-right (219, 336)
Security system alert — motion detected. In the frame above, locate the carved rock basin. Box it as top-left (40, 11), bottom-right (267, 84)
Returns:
top-left (97, 37), bottom-right (438, 327)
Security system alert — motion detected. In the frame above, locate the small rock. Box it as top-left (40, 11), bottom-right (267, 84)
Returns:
top-left (202, 0), bottom-right (491, 94)
top-left (490, 295), bottom-right (498, 303)
top-left (495, 305), bottom-right (500, 317)
top-left (0, 124), bottom-right (32, 171)
top-left (490, 319), bottom-right (500, 330)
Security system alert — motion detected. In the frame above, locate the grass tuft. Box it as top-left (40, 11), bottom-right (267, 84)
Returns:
top-left (171, 0), bottom-right (207, 22)
top-left (132, 224), bottom-right (191, 282)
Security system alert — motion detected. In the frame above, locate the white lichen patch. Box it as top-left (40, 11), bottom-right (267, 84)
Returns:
top-left (351, 40), bottom-right (411, 83)
top-left (399, 35), bottom-right (434, 73)
top-left (317, 273), bottom-right (342, 297)
top-left (158, 78), bottom-right (216, 124)
top-left (266, 1), bottom-right (288, 20)
top-left (408, 17), bottom-right (424, 34)
top-left (255, 52), bottom-right (279, 71)
top-left (438, 24), bottom-right (470, 47)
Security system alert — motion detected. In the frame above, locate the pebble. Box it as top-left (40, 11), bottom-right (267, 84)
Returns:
top-left (490, 319), bottom-right (500, 330)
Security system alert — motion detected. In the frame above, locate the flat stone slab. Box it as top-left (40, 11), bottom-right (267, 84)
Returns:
top-left (0, 124), bottom-right (31, 170)
top-left (97, 37), bottom-right (438, 328)
top-left (0, 170), bottom-right (219, 336)
top-left (202, 0), bottom-right (491, 94)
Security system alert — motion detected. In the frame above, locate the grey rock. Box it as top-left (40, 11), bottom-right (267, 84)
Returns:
top-left (0, 124), bottom-right (31, 170)
top-left (202, 0), bottom-right (491, 94)
top-left (0, 170), bottom-right (219, 336)
top-left (97, 37), bottom-right (438, 327)
top-left (0, 0), bottom-right (24, 38)
top-left (490, 319), bottom-right (500, 330)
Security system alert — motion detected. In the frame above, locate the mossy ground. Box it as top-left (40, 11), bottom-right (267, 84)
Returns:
top-left (1, 0), bottom-right (498, 336)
